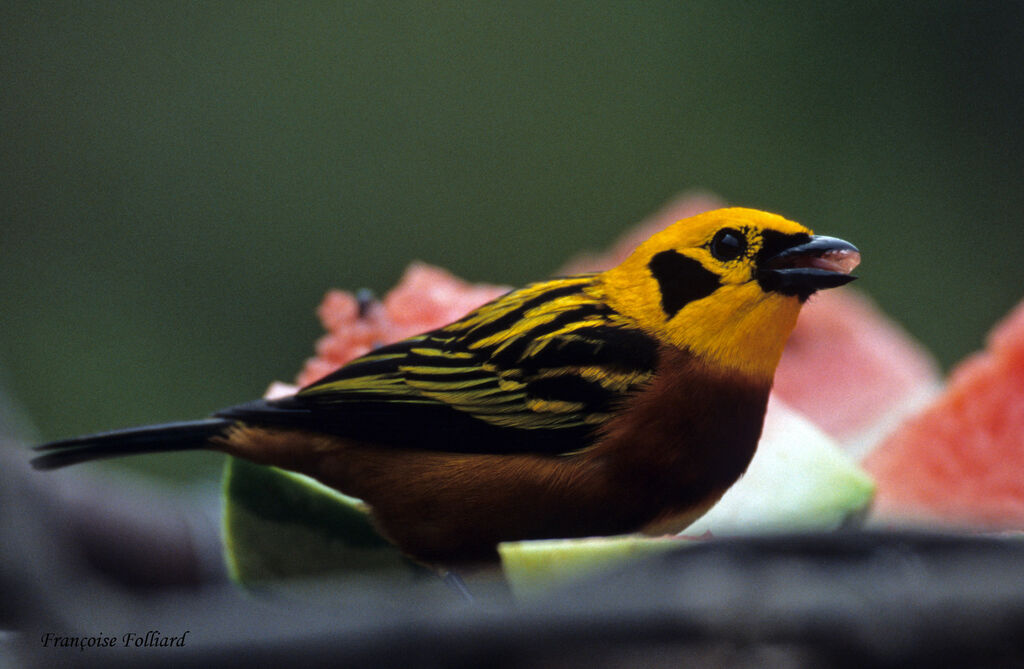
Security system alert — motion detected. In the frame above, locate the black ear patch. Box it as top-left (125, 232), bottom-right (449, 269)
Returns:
top-left (648, 250), bottom-right (721, 319)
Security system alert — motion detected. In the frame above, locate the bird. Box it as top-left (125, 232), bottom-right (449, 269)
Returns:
top-left (32, 208), bottom-right (860, 564)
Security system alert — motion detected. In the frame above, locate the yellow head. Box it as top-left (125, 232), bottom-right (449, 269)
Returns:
top-left (600, 207), bottom-right (859, 379)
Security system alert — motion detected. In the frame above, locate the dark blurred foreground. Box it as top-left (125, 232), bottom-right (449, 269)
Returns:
top-left (3, 439), bottom-right (1024, 669)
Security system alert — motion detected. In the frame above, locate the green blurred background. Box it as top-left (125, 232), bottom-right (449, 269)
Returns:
top-left (2, 2), bottom-right (1022, 480)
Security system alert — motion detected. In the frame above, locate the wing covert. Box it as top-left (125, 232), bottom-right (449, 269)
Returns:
top-left (219, 275), bottom-right (659, 454)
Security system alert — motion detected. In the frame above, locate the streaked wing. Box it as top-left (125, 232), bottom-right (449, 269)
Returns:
top-left (217, 275), bottom-right (659, 454)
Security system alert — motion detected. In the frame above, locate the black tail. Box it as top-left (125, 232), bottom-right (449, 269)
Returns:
top-left (31, 418), bottom-right (233, 470)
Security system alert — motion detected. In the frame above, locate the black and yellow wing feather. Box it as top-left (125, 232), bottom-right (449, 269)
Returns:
top-left (217, 275), bottom-right (659, 455)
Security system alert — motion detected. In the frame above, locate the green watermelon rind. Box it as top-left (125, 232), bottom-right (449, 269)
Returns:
top-left (498, 535), bottom-right (691, 599)
top-left (221, 456), bottom-right (423, 584)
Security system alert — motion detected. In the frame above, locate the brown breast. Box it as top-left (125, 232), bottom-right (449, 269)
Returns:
top-left (586, 344), bottom-right (773, 534)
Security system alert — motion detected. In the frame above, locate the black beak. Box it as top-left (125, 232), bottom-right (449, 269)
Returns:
top-left (757, 235), bottom-right (860, 300)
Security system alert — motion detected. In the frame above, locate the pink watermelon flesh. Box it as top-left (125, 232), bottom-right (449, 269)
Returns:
top-left (864, 299), bottom-right (1024, 529)
top-left (772, 288), bottom-right (940, 452)
top-left (296, 263), bottom-right (508, 386)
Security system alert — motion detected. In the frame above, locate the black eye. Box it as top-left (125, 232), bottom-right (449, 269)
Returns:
top-left (710, 228), bottom-right (747, 261)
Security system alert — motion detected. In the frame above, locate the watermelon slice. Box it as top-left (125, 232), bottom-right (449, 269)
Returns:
top-left (296, 263), bottom-right (508, 387)
top-left (498, 535), bottom-right (691, 600)
top-left (222, 456), bottom-right (426, 584)
top-left (772, 288), bottom-right (941, 458)
top-left (863, 299), bottom-right (1024, 529)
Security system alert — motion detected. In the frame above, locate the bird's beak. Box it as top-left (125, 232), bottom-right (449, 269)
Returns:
top-left (757, 235), bottom-right (861, 299)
